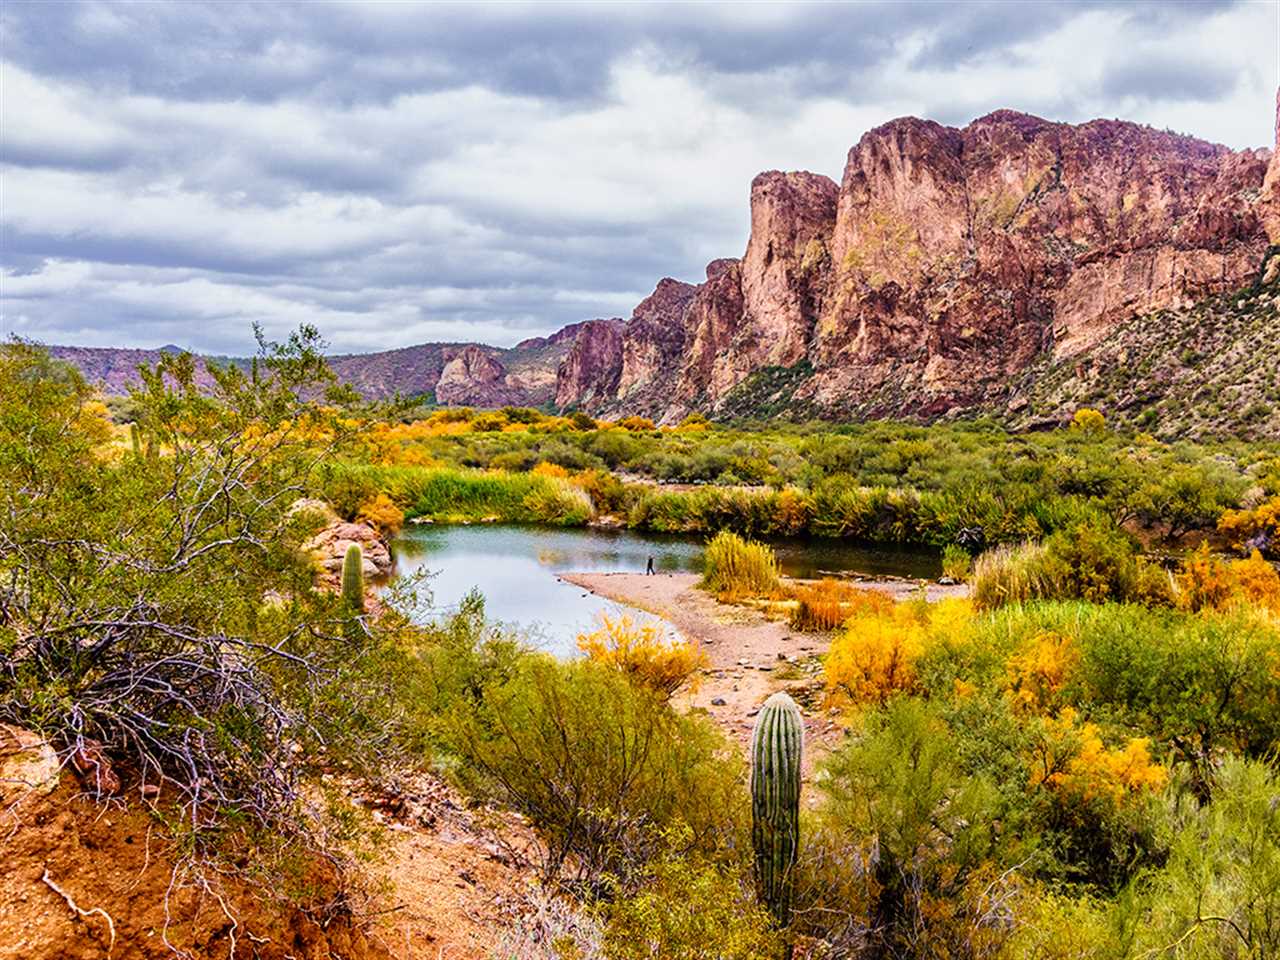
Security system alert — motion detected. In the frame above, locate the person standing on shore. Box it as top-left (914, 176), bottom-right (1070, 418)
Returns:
top-left (645, 555), bottom-right (655, 575)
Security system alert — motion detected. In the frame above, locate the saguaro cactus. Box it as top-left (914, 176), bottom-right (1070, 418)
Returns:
top-left (341, 543), bottom-right (365, 639)
top-left (751, 691), bottom-right (803, 945)
top-left (129, 422), bottom-right (142, 458)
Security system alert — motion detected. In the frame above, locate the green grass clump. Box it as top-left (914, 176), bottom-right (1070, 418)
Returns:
top-left (972, 521), bottom-right (1176, 609)
top-left (314, 463), bottom-right (593, 526)
top-left (700, 530), bottom-right (781, 600)
top-left (941, 544), bottom-right (972, 581)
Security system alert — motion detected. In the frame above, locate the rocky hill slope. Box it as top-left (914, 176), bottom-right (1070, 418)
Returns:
top-left (1003, 245), bottom-right (1280, 442)
top-left (578, 102), bottom-right (1279, 426)
top-left (47, 97), bottom-right (1280, 432)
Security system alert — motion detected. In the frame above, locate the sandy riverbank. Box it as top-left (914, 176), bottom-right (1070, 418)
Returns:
top-left (559, 571), bottom-right (969, 769)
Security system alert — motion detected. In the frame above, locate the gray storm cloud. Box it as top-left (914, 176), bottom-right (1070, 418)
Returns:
top-left (1, 0), bottom-right (1274, 354)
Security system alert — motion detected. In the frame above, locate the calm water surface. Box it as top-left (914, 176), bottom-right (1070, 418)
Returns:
top-left (387, 524), bottom-right (938, 656)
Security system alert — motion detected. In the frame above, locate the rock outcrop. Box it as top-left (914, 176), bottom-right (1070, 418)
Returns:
top-left (555, 318), bottom-right (625, 409)
top-left (435, 346), bottom-right (507, 405)
top-left (306, 519), bottom-right (393, 582)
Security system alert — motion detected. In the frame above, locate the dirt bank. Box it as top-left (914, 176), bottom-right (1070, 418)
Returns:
top-left (559, 572), bottom-right (969, 770)
top-left (0, 766), bottom-right (532, 960)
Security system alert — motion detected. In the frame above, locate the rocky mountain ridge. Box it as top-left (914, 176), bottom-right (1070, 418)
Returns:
top-left (584, 104), bottom-right (1278, 424)
top-left (47, 97), bottom-right (1280, 431)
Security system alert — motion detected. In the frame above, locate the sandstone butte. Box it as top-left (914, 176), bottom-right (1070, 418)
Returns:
top-left (52, 96), bottom-right (1280, 423)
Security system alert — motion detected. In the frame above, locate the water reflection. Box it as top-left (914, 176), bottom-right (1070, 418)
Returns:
top-left (386, 523), bottom-right (939, 656)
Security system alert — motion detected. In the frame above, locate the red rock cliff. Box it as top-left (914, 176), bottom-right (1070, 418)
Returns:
top-left (555, 319), bottom-right (625, 409)
top-left (556, 104), bottom-right (1274, 421)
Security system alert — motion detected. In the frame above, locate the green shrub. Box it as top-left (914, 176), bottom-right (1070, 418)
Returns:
top-left (1076, 606), bottom-right (1280, 792)
top-left (1133, 757), bottom-right (1280, 955)
top-left (973, 521), bottom-right (1172, 608)
top-left (1004, 757), bottom-right (1280, 959)
top-left (1038, 520), bottom-right (1145, 603)
top-left (0, 333), bottom-right (399, 859)
top-left (522, 477), bottom-right (594, 525)
top-left (816, 698), bottom-right (1020, 957)
top-left (447, 657), bottom-right (744, 888)
top-left (700, 530), bottom-right (781, 600)
top-left (602, 849), bottom-right (780, 960)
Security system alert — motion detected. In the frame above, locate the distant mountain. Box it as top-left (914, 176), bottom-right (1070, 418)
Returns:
top-left (49, 94), bottom-right (1280, 435)
top-left (50, 321), bottom-right (603, 408)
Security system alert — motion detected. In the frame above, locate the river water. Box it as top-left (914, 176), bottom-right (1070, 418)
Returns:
top-left (386, 523), bottom-right (938, 656)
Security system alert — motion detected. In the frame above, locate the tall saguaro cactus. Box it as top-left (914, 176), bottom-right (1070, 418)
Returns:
top-left (751, 691), bottom-right (803, 946)
top-left (341, 543), bottom-right (365, 640)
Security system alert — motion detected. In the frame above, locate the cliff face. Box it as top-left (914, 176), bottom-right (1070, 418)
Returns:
top-left (554, 319), bottom-right (625, 409)
top-left (616, 279), bottom-right (697, 411)
top-left (1261, 88), bottom-right (1280, 243)
top-left (557, 106), bottom-right (1274, 422)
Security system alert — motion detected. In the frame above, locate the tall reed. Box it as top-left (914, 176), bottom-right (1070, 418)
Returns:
top-left (701, 530), bottom-right (781, 600)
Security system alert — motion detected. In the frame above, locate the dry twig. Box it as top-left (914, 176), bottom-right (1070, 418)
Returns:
top-left (41, 867), bottom-right (118, 958)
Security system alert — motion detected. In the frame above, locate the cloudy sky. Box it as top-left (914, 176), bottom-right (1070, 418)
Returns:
top-left (2, 1), bottom-right (1277, 355)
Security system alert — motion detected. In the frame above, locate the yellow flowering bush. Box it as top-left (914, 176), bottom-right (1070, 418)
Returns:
top-left (1031, 708), bottom-right (1167, 804)
top-left (577, 614), bottom-right (707, 699)
top-left (1230, 550), bottom-right (1280, 615)
top-left (531, 461), bottom-right (572, 480)
top-left (1069, 407), bottom-right (1106, 436)
top-left (1218, 495), bottom-right (1279, 557)
top-left (1005, 632), bottom-right (1078, 714)
top-left (356, 492), bottom-right (405, 535)
top-left (824, 605), bottom-right (927, 705)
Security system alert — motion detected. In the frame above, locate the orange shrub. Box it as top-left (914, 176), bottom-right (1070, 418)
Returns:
top-left (356, 493), bottom-right (405, 535)
top-left (1175, 543), bottom-right (1280, 614)
top-left (577, 614), bottom-right (707, 699)
top-left (1230, 550), bottom-right (1280, 614)
top-left (1176, 543), bottom-right (1236, 612)
top-left (1005, 632), bottom-right (1078, 714)
top-left (789, 579), bottom-right (892, 632)
top-left (531, 461), bottom-right (572, 480)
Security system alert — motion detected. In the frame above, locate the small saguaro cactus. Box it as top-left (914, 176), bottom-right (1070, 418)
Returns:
top-left (751, 691), bottom-right (803, 947)
top-left (341, 543), bottom-right (365, 639)
top-left (129, 422), bottom-right (142, 458)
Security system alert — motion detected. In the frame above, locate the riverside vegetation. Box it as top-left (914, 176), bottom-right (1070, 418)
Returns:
top-left (302, 398), bottom-right (1279, 559)
top-left (4, 331), bottom-right (1280, 959)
